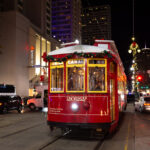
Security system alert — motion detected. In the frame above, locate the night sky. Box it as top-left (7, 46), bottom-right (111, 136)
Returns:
top-left (82, 0), bottom-right (150, 75)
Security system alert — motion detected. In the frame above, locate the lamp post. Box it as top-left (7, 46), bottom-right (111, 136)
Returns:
top-left (128, 36), bottom-right (141, 93)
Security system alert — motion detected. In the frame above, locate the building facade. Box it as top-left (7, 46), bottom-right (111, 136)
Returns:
top-left (81, 5), bottom-right (111, 45)
top-left (136, 47), bottom-right (150, 94)
top-left (51, 0), bottom-right (81, 43)
top-left (0, 0), bottom-right (60, 96)
top-left (0, 0), bottom-right (52, 37)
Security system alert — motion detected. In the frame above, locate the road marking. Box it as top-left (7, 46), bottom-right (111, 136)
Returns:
top-left (124, 120), bottom-right (130, 150)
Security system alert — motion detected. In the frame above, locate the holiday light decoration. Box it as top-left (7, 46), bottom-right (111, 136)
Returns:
top-left (42, 50), bottom-right (113, 62)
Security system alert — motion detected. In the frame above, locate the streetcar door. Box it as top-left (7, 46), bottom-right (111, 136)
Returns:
top-left (110, 79), bottom-right (115, 121)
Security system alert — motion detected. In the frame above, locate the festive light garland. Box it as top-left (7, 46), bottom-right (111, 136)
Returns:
top-left (42, 50), bottom-right (113, 62)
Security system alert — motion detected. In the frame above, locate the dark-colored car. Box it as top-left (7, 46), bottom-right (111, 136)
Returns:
top-left (0, 95), bottom-right (23, 113)
top-left (127, 92), bottom-right (140, 103)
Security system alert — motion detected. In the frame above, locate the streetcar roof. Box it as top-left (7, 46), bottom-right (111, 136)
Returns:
top-left (48, 45), bottom-right (111, 56)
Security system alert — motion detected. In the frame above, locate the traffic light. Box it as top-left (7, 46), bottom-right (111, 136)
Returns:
top-left (136, 75), bottom-right (142, 82)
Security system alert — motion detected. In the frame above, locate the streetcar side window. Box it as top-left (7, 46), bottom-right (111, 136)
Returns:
top-left (66, 59), bottom-right (85, 92)
top-left (88, 59), bottom-right (107, 93)
top-left (110, 62), bottom-right (115, 73)
top-left (50, 62), bottom-right (64, 92)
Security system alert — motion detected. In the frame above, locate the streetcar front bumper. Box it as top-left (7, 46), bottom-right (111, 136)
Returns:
top-left (47, 121), bottom-right (111, 131)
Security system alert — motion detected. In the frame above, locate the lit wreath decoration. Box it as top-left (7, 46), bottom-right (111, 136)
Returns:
top-left (42, 50), bottom-right (114, 62)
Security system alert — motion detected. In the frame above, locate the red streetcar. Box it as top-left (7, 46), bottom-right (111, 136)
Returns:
top-left (44, 40), bottom-right (127, 135)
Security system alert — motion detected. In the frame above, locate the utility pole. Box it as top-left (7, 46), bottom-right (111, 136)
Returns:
top-left (128, 0), bottom-right (141, 93)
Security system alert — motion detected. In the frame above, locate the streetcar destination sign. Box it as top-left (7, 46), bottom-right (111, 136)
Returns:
top-left (67, 96), bottom-right (87, 101)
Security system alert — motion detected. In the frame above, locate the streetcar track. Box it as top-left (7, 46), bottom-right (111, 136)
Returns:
top-left (93, 139), bottom-right (104, 150)
top-left (39, 130), bottom-right (105, 150)
top-left (0, 122), bottom-right (44, 139)
top-left (39, 130), bottom-right (71, 150)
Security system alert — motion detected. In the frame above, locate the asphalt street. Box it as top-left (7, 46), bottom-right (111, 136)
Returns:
top-left (0, 104), bottom-right (150, 150)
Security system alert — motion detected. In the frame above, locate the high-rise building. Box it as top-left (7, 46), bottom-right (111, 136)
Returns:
top-left (0, 0), bottom-right (60, 96)
top-left (0, 0), bottom-right (52, 37)
top-left (0, 0), bottom-right (24, 13)
top-left (81, 5), bottom-right (111, 45)
top-left (51, 0), bottom-right (81, 43)
top-left (136, 47), bottom-right (150, 93)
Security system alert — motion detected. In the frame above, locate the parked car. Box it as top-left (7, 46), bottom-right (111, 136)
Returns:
top-left (0, 95), bottom-right (23, 113)
top-left (135, 96), bottom-right (150, 112)
top-left (27, 87), bottom-right (48, 111)
top-left (127, 92), bottom-right (141, 103)
top-left (27, 93), bottom-right (48, 111)
top-left (22, 96), bottom-right (33, 105)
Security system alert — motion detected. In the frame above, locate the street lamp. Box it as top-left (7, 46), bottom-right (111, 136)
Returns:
top-left (128, 36), bottom-right (141, 93)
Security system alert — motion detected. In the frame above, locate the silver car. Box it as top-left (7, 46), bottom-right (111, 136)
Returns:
top-left (135, 96), bottom-right (150, 112)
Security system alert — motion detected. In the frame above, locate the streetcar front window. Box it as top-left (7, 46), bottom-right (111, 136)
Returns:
top-left (89, 67), bottom-right (105, 91)
top-left (68, 67), bottom-right (84, 91)
top-left (50, 62), bottom-right (64, 92)
top-left (51, 68), bottom-right (63, 91)
top-left (66, 59), bottom-right (85, 92)
top-left (88, 59), bottom-right (107, 93)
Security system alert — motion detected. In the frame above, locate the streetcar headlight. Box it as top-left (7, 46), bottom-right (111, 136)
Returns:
top-left (71, 103), bottom-right (79, 111)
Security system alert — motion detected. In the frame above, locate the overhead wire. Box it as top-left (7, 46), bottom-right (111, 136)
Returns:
top-left (132, 0), bottom-right (135, 37)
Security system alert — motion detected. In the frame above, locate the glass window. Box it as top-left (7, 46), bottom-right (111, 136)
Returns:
top-left (88, 59), bottom-right (107, 92)
top-left (89, 67), bottom-right (105, 91)
top-left (89, 60), bottom-right (105, 64)
top-left (68, 67), bottom-right (84, 91)
top-left (67, 59), bottom-right (85, 92)
top-left (50, 62), bottom-right (64, 92)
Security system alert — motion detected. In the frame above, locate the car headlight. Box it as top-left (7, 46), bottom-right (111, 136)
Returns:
top-left (71, 103), bottom-right (79, 112)
top-left (42, 107), bottom-right (48, 113)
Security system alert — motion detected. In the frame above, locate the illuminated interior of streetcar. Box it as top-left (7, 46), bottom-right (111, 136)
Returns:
top-left (50, 58), bottom-right (107, 93)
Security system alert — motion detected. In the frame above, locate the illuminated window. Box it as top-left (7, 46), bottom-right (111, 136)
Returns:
top-left (88, 59), bottom-right (107, 93)
top-left (35, 35), bottom-right (40, 75)
top-left (47, 41), bottom-right (51, 53)
top-left (41, 38), bottom-right (46, 68)
top-left (66, 59), bottom-right (85, 92)
top-left (50, 62), bottom-right (64, 92)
